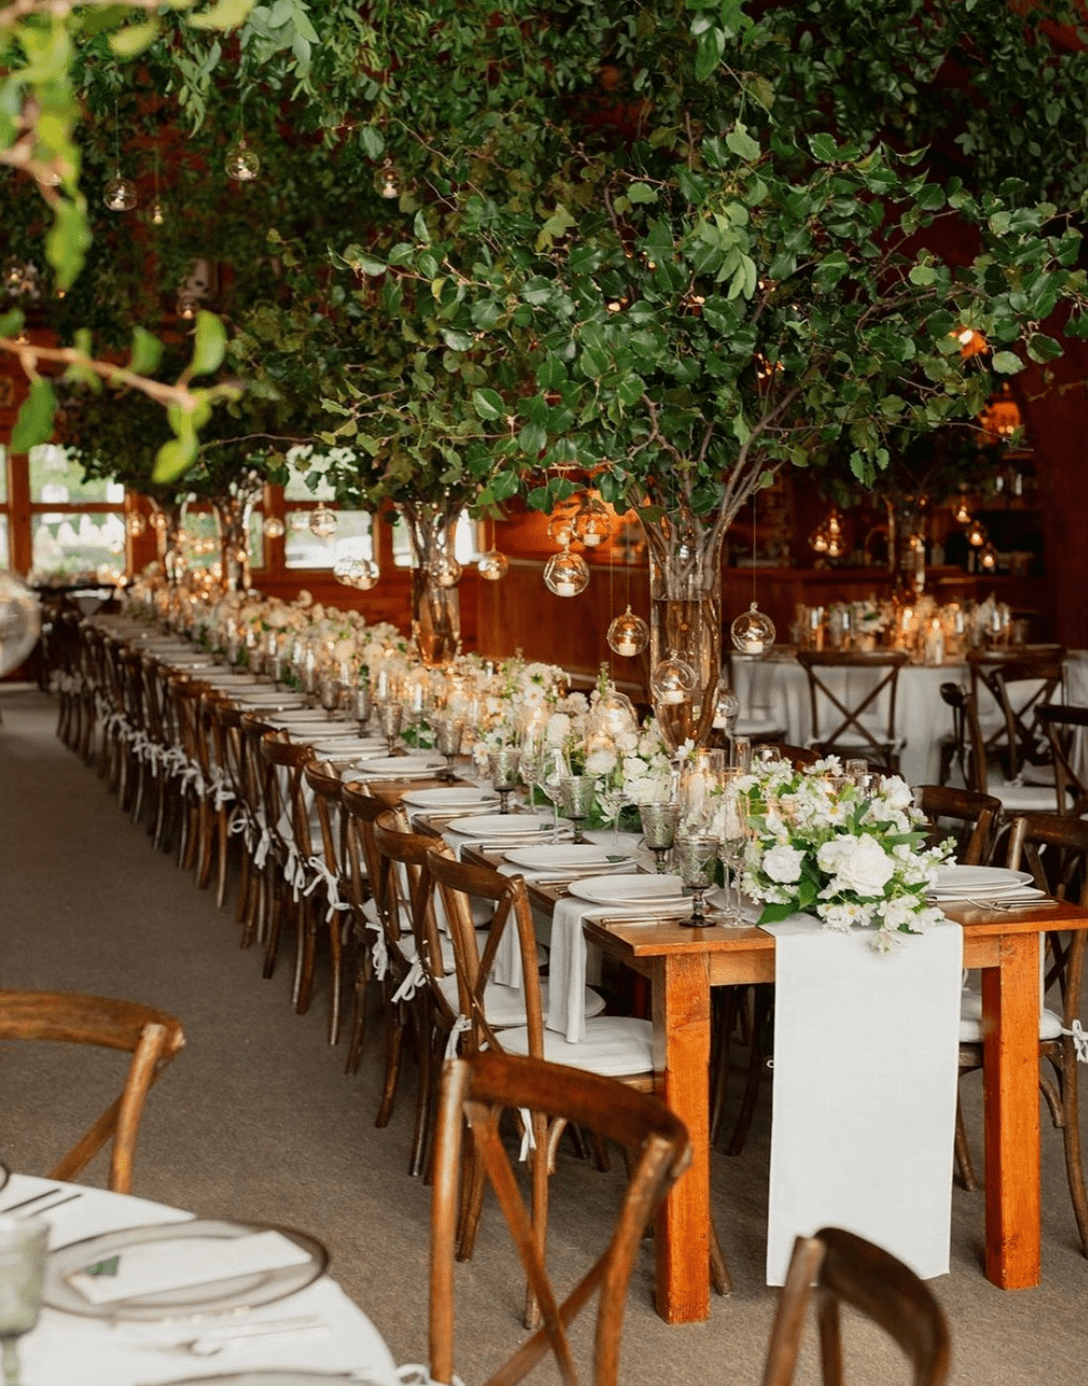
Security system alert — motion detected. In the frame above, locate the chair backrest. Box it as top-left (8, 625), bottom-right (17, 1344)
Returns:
top-left (371, 809), bottom-right (453, 995)
top-left (762, 1226), bottom-right (950, 1386)
top-left (1035, 703), bottom-right (1088, 817)
top-left (0, 992), bottom-right (185, 1194)
top-left (967, 648), bottom-right (1065, 781)
top-left (303, 760), bottom-right (346, 875)
top-left (429, 1050), bottom-right (691, 1386)
top-left (425, 847), bottom-right (542, 1057)
top-left (1003, 812), bottom-right (1088, 1029)
top-left (795, 650), bottom-right (909, 766)
top-left (912, 785), bottom-right (1003, 865)
top-left (755, 743), bottom-right (821, 770)
top-left (258, 732), bottom-right (314, 858)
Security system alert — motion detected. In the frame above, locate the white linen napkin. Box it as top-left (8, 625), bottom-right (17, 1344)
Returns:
top-left (763, 915), bottom-right (963, 1285)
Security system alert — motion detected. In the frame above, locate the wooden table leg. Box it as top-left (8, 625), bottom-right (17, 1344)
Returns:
top-left (982, 931), bottom-right (1041, 1289)
top-left (652, 951), bottom-right (712, 1323)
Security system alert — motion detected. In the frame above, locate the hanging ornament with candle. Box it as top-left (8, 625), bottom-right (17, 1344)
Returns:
top-left (103, 97), bottom-right (137, 211)
top-left (730, 495), bottom-right (776, 656)
top-left (573, 492), bottom-right (612, 548)
top-left (475, 518), bottom-right (508, 581)
top-left (543, 538), bottom-right (590, 597)
top-left (310, 505), bottom-right (338, 540)
top-left (650, 652), bottom-right (698, 706)
top-left (607, 605), bottom-right (650, 658)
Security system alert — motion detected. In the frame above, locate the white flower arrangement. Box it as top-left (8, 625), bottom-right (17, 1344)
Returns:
top-left (736, 755), bottom-right (952, 951)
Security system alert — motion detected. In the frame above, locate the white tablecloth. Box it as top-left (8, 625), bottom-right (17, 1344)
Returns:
top-left (6, 1174), bottom-right (397, 1386)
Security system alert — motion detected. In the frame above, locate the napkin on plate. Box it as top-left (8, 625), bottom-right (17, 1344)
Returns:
top-left (68, 1229), bottom-right (311, 1305)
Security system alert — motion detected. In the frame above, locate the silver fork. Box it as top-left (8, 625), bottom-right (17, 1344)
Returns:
top-left (963, 896), bottom-right (1057, 912)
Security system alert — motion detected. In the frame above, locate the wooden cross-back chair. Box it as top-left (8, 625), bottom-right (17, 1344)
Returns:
top-left (1035, 703), bottom-right (1088, 817)
top-left (942, 678), bottom-right (1060, 814)
top-left (258, 733), bottom-right (317, 1006)
top-left (912, 785), bottom-right (1003, 865)
top-left (762, 1226), bottom-right (950, 1386)
top-left (957, 811), bottom-right (1088, 1254)
top-left (303, 760), bottom-right (352, 1046)
top-left (429, 1051), bottom-right (691, 1386)
top-left (795, 649), bottom-right (909, 770)
top-left (967, 646), bottom-right (1065, 783)
top-left (0, 992), bottom-right (185, 1194)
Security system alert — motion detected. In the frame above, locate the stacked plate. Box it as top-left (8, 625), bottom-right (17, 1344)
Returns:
top-left (568, 873), bottom-right (689, 911)
top-left (400, 786), bottom-right (499, 812)
top-left (445, 813), bottom-right (554, 838)
top-left (926, 864), bottom-right (1042, 904)
top-left (351, 754), bottom-right (445, 778)
top-left (503, 843), bottom-right (615, 870)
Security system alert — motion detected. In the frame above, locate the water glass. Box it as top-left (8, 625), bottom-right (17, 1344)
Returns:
top-left (0, 1216), bottom-right (48, 1386)
top-left (375, 699), bottom-right (404, 756)
top-left (319, 671), bottom-right (341, 719)
top-left (716, 782), bottom-right (749, 925)
top-left (675, 832), bottom-right (721, 928)
top-left (730, 735), bottom-right (752, 772)
top-left (558, 775), bottom-right (596, 844)
top-left (351, 683), bottom-right (372, 732)
top-left (639, 801), bottom-right (681, 873)
top-left (434, 715), bottom-right (465, 782)
top-left (538, 747), bottom-right (571, 839)
top-left (489, 746), bottom-right (521, 814)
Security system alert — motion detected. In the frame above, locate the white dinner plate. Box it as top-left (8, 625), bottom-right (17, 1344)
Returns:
top-left (352, 755), bottom-right (446, 777)
top-left (445, 813), bottom-right (554, 837)
top-left (233, 694), bottom-right (308, 707)
top-left (400, 787), bottom-right (499, 810)
top-left (503, 843), bottom-right (613, 869)
top-left (928, 865), bottom-right (1034, 897)
top-left (44, 1219), bottom-right (327, 1322)
top-left (311, 740), bottom-right (388, 756)
top-left (160, 1374), bottom-right (389, 1385)
top-left (569, 873), bottom-right (685, 906)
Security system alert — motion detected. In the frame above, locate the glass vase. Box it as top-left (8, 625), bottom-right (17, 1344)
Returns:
top-left (641, 512), bottom-right (727, 751)
top-left (402, 502), bottom-right (462, 668)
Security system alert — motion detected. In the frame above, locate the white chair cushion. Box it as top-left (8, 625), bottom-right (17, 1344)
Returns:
top-left (985, 780), bottom-right (1058, 813)
top-left (435, 975), bottom-right (605, 1026)
top-left (502, 1016), bottom-right (654, 1077)
top-left (959, 989), bottom-right (1062, 1042)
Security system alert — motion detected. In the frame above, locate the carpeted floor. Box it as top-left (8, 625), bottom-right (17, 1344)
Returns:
top-left (2, 685), bottom-right (1086, 1384)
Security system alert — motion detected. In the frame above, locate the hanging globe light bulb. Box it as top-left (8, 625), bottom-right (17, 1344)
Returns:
top-left (731, 601), bottom-right (777, 656)
top-left (543, 546), bottom-right (590, 597)
top-left (573, 495), bottom-right (612, 548)
top-left (606, 605), bottom-right (650, 658)
top-left (225, 139), bottom-right (260, 182)
top-left (373, 157), bottom-right (402, 200)
top-left (952, 496), bottom-right (972, 525)
top-left (594, 687), bottom-right (638, 736)
top-left (825, 533), bottom-right (845, 559)
top-left (476, 550), bottom-right (509, 581)
top-left (125, 512), bottom-right (147, 538)
top-left (979, 543), bottom-right (998, 572)
top-left (310, 505), bottom-right (338, 539)
top-left (262, 516), bottom-right (286, 539)
top-left (150, 511), bottom-right (168, 532)
top-left (966, 519), bottom-right (987, 548)
top-left (103, 176), bottom-right (138, 212)
top-left (333, 557), bottom-right (357, 586)
top-left (176, 294), bottom-right (199, 321)
top-left (546, 511), bottom-right (576, 547)
top-left (650, 654), bottom-right (697, 706)
top-left (809, 527), bottom-right (829, 554)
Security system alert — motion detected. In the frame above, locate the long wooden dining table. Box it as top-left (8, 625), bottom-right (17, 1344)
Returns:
top-left (568, 897), bottom-right (1088, 1325)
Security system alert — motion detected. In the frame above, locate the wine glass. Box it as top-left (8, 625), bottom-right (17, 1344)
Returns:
top-left (319, 670), bottom-right (341, 720)
top-left (433, 714), bottom-right (465, 782)
top-left (518, 740), bottom-right (545, 811)
top-left (675, 831), bottom-right (721, 928)
top-left (489, 746), bottom-right (521, 814)
top-left (716, 781), bottom-right (749, 925)
top-left (558, 775), bottom-right (595, 844)
top-left (538, 746), bottom-right (571, 839)
top-left (639, 801), bottom-right (680, 873)
top-left (597, 773), bottom-right (632, 848)
top-left (375, 699), bottom-right (404, 756)
top-left (351, 682), bottom-right (372, 733)
top-left (0, 1216), bottom-right (48, 1386)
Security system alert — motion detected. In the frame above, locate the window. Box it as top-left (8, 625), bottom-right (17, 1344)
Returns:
top-left (390, 512), bottom-right (481, 568)
top-left (279, 448), bottom-right (377, 571)
top-left (27, 444), bottom-right (126, 580)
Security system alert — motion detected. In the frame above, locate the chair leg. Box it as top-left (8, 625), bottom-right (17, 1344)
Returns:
top-left (725, 985), bottom-right (772, 1157)
top-left (710, 1214), bottom-right (734, 1297)
top-left (1057, 1051), bottom-right (1088, 1256)
top-left (344, 957), bottom-right (370, 1076)
top-left (523, 1112), bottom-right (552, 1330)
top-left (954, 1091), bottom-right (979, 1192)
top-left (375, 990), bottom-right (404, 1129)
top-left (294, 897), bottom-right (317, 1014)
top-left (407, 1001), bottom-right (434, 1178)
top-left (326, 910), bottom-right (344, 1046)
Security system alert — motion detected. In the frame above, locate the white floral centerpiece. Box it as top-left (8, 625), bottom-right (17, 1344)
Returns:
top-left (736, 755), bottom-right (952, 951)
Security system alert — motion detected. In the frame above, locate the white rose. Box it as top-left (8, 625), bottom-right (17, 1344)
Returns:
top-left (762, 844), bottom-right (805, 884)
top-left (585, 748), bottom-right (617, 776)
top-left (817, 835), bottom-right (895, 897)
top-left (880, 776), bottom-right (913, 810)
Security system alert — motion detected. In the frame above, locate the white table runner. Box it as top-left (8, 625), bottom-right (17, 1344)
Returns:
top-left (763, 915), bottom-right (963, 1285)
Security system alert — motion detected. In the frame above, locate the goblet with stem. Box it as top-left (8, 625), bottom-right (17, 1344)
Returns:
top-left (518, 741), bottom-right (545, 812)
top-left (319, 670), bottom-right (341, 720)
top-left (489, 746), bottom-right (521, 814)
top-left (558, 775), bottom-right (596, 845)
top-left (433, 715), bottom-right (465, 782)
top-left (375, 699), bottom-right (404, 756)
top-left (352, 682), bottom-right (372, 734)
top-left (0, 1215), bottom-right (48, 1386)
top-left (675, 831), bottom-right (721, 928)
top-left (639, 801), bottom-right (681, 874)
